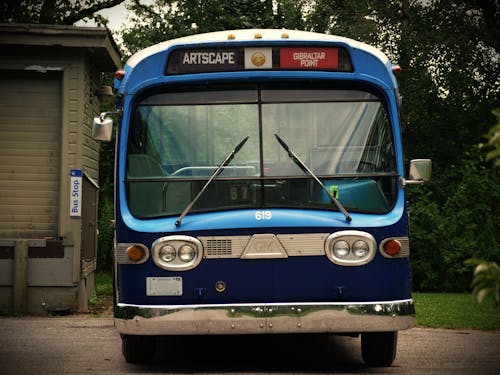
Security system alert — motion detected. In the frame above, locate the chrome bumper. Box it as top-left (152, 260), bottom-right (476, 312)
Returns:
top-left (114, 299), bottom-right (415, 335)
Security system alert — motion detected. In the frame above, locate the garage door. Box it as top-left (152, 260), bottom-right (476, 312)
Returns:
top-left (0, 70), bottom-right (62, 238)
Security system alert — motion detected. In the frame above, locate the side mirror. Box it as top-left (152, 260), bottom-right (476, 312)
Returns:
top-left (402, 159), bottom-right (432, 186)
top-left (92, 112), bottom-right (114, 142)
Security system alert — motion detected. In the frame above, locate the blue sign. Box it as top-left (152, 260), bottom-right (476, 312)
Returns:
top-left (70, 169), bottom-right (82, 217)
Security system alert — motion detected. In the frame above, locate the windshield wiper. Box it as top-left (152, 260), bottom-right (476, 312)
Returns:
top-left (175, 136), bottom-right (249, 226)
top-left (274, 133), bottom-right (352, 222)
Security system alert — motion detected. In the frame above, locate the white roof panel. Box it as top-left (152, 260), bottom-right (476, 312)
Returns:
top-left (126, 29), bottom-right (389, 68)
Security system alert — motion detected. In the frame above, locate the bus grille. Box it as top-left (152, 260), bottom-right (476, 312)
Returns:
top-left (205, 239), bottom-right (233, 256)
top-left (199, 234), bottom-right (328, 259)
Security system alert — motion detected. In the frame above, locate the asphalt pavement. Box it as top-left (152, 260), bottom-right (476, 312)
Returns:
top-left (0, 316), bottom-right (499, 374)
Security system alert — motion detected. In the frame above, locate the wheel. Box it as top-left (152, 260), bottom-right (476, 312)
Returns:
top-left (121, 334), bottom-right (156, 363)
top-left (361, 331), bottom-right (398, 367)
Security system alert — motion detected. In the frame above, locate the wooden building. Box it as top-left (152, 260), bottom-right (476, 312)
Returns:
top-left (0, 24), bottom-right (121, 314)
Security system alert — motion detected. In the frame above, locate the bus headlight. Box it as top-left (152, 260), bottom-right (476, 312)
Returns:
top-left (179, 244), bottom-right (196, 262)
top-left (159, 245), bottom-right (176, 262)
top-left (333, 240), bottom-right (350, 258)
top-left (325, 231), bottom-right (376, 266)
top-left (352, 240), bottom-right (369, 258)
top-left (152, 236), bottom-right (203, 271)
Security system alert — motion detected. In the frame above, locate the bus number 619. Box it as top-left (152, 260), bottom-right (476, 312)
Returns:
top-left (255, 210), bottom-right (272, 220)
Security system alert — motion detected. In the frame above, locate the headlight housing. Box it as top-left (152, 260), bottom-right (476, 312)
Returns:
top-left (325, 231), bottom-right (376, 266)
top-left (152, 236), bottom-right (203, 271)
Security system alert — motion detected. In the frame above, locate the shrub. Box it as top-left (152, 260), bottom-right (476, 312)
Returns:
top-left (409, 149), bottom-right (500, 292)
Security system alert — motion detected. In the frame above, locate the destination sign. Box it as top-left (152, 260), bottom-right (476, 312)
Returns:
top-left (166, 48), bottom-right (244, 74)
top-left (280, 47), bottom-right (339, 69)
top-left (165, 46), bottom-right (351, 75)
top-left (182, 51), bottom-right (236, 65)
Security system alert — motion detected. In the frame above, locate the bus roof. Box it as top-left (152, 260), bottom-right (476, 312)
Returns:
top-left (125, 29), bottom-right (390, 69)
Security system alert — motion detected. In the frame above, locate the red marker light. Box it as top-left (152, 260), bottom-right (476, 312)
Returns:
top-left (115, 69), bottom-right (125, 81)
top-left (392, 65), bottom-right (402, 75)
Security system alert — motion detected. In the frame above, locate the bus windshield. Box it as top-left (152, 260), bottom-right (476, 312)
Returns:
top-left (126, 85), bottom-right (398, 218)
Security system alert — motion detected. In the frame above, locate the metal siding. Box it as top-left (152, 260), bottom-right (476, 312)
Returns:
top-left (0, 71), bottom-right (61, 238)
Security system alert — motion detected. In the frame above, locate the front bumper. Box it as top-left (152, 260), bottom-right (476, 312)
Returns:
top-left (114, 299), bottom-right (415, 335)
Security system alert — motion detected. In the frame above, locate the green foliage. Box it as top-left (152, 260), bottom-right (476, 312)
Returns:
top-left (88, 272), bottom-right (113, 313)
top-left (121, 0), bottom-right (280, 57)
top-left (466, 259), bottom-right (500, 305)
top-left (96, 73), bottom-right (116, 272)
top-left (302, 0), bottom-right (500, 292)
top-left (95, 272), bottom-right (114, 296)
top-left (274, 0), bottom-right (308, 30)
top-left (0, 0), bottom-right (125, 25)
top-left (483, 109), bottom-right (500, 167)
top-left (307, 0), bottom-right (499, 171)
top-left (96, 124), bottom-right (115, 272)
top-left (97, 190), bottom-right (114, 272)
top-left (461, 110), bottom-right (500, 305)
top-left (409, 150), bottom-right (500, 291)
top-left (406, 188), bottom-right (443, 290)
top-left (413, 293), bottom-right (500, 330)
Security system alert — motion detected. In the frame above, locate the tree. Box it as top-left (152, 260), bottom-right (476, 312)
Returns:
top-left (306, 0), bottom-right (500, 291)
top-left (466, 109), bottom-right (500, 306)
top-left (484, 108), bottom-right (500, 167)
top-left (121, 0), bottom-right (283, 56)
top-left (0, 0), bottom-right (125, 25)
top-left (307, 0), bottom-right (499, 168)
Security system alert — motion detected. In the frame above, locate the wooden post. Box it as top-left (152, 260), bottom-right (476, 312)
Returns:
top-left (13, 239), bottom-right (28, 313)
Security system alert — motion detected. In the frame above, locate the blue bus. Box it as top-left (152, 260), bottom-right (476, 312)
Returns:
top-left (93, 29), bottom-right (431, 366)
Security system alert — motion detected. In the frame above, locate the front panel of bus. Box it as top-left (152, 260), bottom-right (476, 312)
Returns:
top-left (113, 36), bottom-right (413, 338)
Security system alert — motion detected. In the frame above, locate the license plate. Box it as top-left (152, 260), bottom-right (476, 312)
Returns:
top-left (146, 277), bottom-right (183, 296)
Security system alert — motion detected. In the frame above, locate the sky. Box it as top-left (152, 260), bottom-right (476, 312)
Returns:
top-left (75, 0), bottom-right (148, 34)
top-left (97, 2), bottom-right (129, 33)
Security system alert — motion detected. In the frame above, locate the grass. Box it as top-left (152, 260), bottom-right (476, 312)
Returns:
top-left (88, 272), bottom-right (114, 314)
top-left (92, 273), bottom-right (499, 329)
top-left (413, 292), bottom-right (500, 330)
top-left (95, 272), bottom-right (113, 296)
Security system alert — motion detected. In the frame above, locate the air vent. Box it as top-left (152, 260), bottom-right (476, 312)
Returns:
top-left (206, 239), bottom-right (233, 256)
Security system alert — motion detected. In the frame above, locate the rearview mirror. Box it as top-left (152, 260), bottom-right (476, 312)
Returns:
top-left (403, 159), bottom-right (432, 186)
top-left (92, 113), bottom-right (114, 142)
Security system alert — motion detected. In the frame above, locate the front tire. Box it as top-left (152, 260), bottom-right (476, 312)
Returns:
top-left (361, 331), bottom-right (398, 367)
top-left (121, 334), bottom-right (156, 363)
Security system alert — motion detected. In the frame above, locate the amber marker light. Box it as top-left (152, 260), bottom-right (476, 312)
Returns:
top-left (127, 245), bottom-right (145, 262)
top-left (384, 239), bottom-right (401, 256)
